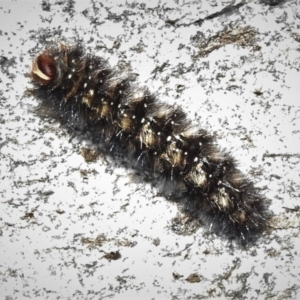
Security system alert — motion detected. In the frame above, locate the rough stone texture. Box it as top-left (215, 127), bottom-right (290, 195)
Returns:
top-left (0, 0), bottom-right (300, 299)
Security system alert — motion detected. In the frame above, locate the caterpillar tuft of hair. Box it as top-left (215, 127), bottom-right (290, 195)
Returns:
top-left (28, 42), bottom-right (272, 245)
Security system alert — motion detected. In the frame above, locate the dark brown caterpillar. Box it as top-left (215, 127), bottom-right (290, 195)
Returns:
top-left (29, 43), bottom-right (271, 244)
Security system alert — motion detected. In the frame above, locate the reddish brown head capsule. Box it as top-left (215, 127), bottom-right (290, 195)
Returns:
top-left (31, 53), bottom-right (56, 85)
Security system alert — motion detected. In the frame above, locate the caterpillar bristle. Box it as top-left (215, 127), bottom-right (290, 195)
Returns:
top-left (28, 42), bottom-right (271, 245)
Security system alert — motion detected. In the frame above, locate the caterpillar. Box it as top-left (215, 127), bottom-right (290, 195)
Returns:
top-left (28, 42), bottom-right (271, 244)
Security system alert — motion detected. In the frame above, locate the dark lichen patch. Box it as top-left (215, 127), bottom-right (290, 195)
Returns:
top-left (202, 247), bottom-right (222, 256)
top-left (80, 147), bottom-right (101, 163)
top-left (185, 273), bottom-right (202, 283)
top-left (80, 168), bottom-right (98, 179)
top-left (162, 243), bottom-right (193, 258)
top-left (253, 89), bottom-right (264, 96)
top-left (172, 272), bottom-right (184, 280)
top-left (217, 258), bottom-right (241, 281)
top-left (56, 0), bottom-right (76, 18)
top-left (226, 84), bottom-right (241, 92)
top-left (270, 212), bottom-right (300, 231)
top-left (205, 2), bottom-right (246, 21)
top-left (81, 234), bottom-right (109, 250)
top-left (194, 25), bottom-right (258, 58)
top-left (0, 55), bottom-right (16, 69)
top-left (20, 212), bottom-right (35, 221)
top-left (283, 206), bottom-right (300, 213)
top-left (103, 251), bottom-right (121, 261)
top-left (259, 0), bottom-right (287, 6)
top-left (81, 234), bottom-right (137, 251)
top-left (115, 239), bottom-right (137, 248)
top-left (152, 238), bottom-right (160, 247)
top-left (169, 215), bottom-right (202, 236)
top-left (207, 288), bottom-right (217, 297)
top-left (38, 190), bottom-right (54, 197)
top-left (119, 202), bottom-right (130, 212)
top-left (263, 153), bottom-right (300, 160)
top-left (291, 32), bottom-right (300, 43)
top-left (41, 0), bottom-right (51, 12)
top-left (265, 248), bottom-right (280, 258)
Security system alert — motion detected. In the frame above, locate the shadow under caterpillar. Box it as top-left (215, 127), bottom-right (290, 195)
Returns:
top-left (28, 42), bottom-right (272, 244)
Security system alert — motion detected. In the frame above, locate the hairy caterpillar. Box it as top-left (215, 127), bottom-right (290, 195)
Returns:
top-left (28, 43), bottom-right (271, 244)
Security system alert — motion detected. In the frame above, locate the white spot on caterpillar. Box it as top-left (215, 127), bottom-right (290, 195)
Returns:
top-left (133, 92), bottom-right (143, 99)
top-left (82, 89), bottom-right (95, 107)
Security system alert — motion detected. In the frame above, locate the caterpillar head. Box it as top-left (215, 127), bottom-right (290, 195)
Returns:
top-left (30, 43), bottom-right (71, 87)
top-left (31, 52), bottom-right (57, 85)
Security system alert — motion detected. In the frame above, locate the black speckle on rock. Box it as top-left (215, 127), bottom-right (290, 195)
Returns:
top-left (259, 0), bottom-right (286, 6)
top-left (41, 0), bottom-right (51, 12)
